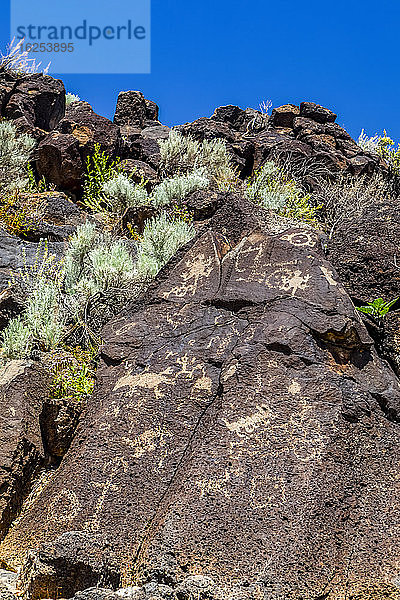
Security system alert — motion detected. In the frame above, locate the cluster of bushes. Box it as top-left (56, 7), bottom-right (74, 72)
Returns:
top-left (2, 95), bottom-right (400, 386)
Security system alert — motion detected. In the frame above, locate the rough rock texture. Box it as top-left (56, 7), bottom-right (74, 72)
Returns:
top-left (37, 102), bottom-right (121, 192)
top-left (3, 198), bottom-right (400, 599)
top-left (19, 532), bottom-right (120, 600)
top-left (1, 73), bottom-right (65, 134)
top-left (207, 101), bottom-right (382, 177)
top-left (114, 91), bottom-right (159, 130)
top-left (0, 228), bottom-right (65, 292)
top-left (40, 398), bottom-right (82, 459)
top-left (0, 361), bottom-right (49, 540)
top-left (328, 196), bottom-right (400, 303)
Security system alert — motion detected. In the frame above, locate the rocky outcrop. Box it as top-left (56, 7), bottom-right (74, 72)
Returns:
top-left (0, 361), bottom-right (49, 540)
top-left (114, 91), bottom-right (160, 130)
top-left (0, 72), bottom-right (65, 138)
top-left (328, 196), bottom-right (400, 303)
top-left (19, 532), bottom-right (120, 600)
top-left (0, 227), bottom-right (65, 291)
top-left (3, 197), bottom-right (400, 599)
top-left (37, 102), bottom-right (121, 192)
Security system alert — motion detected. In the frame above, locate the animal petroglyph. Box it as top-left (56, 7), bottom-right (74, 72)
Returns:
top-left (162, 252), bottom-right (216, 299)
top-left (113, 368), bottom-right (175, 399)
top-left (320, 265), bottom-right (338, 287)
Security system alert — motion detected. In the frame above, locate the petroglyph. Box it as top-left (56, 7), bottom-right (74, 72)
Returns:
top-left (320, 265), bottom-right (338, 287)
top-left (289, 380), bottom-right (301, 395)
top-left (84, 457), bottom-right (128, 533)
top-left (250, 474), bottom-right (286, 510)
top-left (113, 367), bottom-right (175, 399)
top-left (48, 489), bottom-right (81, 523)
top-left (162, 252), bottom-right (216, 299)
top-left (280, 231), bottom-right (316, 248)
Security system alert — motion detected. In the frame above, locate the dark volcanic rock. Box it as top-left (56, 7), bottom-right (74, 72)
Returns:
top-left (20, 531), bottom-right (120, 600)
top-left (0, 288), bottom-right (24, 331)
top-left (0, 361), bottom-right (49, 540)
top-left (40, 397), bottom-right (82, 459)
top-left (3, 74), bottom-right (65, 132)
top-left (37, 102), bottom-right (121, 191)
top-left (0, 229), bottom-right (65, 292)
top-left (4, 197), bottom-right (400, 599)
top-left (328, 196), bottom-right (400, 303)
top-left (114, 91), bottom-right (147, 129)
top-left (36, 132), bottom-right (84, 192)
top-left (300, 101), bottom-right (337, 124)
top-left (270, 103), bottom-right (300, 128)
top-left (177, 118), bottom-right (254, 177)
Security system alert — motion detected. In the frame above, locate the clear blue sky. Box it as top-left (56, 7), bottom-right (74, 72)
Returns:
top-left (0, 0), bottom-right (398, 142)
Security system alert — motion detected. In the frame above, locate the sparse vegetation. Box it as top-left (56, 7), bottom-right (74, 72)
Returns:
top-left (0, 37), bottom-right (50, 75)
top-left (49, 347), bottom-right (95, 403)
top-left (0, 120), bottom-right (36, 196)
top-left (356, 297), bottom-right (398, 323)
top-left (246, 162), bottom-right (321, 226)
top-left (66, 92), bottom-right (81, 106)
top-left (82, 143), bottom-right (123, 212)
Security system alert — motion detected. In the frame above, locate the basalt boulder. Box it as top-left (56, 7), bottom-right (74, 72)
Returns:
top-left (37, 102), bottom-right (121, 192)
top-left (3, 197), bottom-right (400, 600)
top-left (2, 73), bottom-right (65, 134)
top-left (0, 361), bottom-right (50, 540)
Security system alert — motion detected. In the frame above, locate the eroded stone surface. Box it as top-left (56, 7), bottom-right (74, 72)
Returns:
top-left (2, 200), bottom-right (400, 600)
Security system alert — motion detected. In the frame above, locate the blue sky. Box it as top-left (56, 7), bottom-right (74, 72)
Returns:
top-left (0, 0), bottom-right (398, 142)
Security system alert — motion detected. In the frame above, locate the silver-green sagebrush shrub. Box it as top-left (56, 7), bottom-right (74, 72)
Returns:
top-left (136, 214), bottom-right (195, 279)
top-left (66, 92), bottom-right (80, 105)
top-left (158, 130), bottom-right (237, 189)
top-left (2, 280), bottom-right (64, 359)
top-left (1, 317), bottom-right (32, 359)
top-left (152, 170), bottom-right (209, 208)
top-left (0, 121), bottom-right (36, 196)
top-left (246, 162), bottom-right (320, 226)
top-left (101, 173), bottom-right (149, 213)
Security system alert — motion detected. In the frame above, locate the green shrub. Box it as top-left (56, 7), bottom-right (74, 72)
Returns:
top-left (50, 348), bottom-right (95, 402)
top-left (152, 170), bottom-right (209, 208)
top-left (356, 297), bottom-right (398, 322)
top-left (246, 162), bottom-right (320, 226)
top-left (136, 213), bottom-right (195, 279)
top-left (66, 92), bottom-right (80, 106)
top-left (82, 144), bottom-right (122, 212)
top-left (0, 121), bottom-right (35, 197)
top-left (101, 173), bottom-right (149, 214)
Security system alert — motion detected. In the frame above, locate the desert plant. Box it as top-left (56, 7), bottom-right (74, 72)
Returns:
top-left (50, 347), bottom-right (95, 402)
top-left (1, 317), bottom-right (32, 359)
top-left (136, 213), bottom-right (195, 279)
top-left (152, 170), bottom-right (209, 208)
top-left (246, 162), bottom-right (321, 226)
top-left (356, 297), bottom-right (398, 322)
top-left (313, 171), bottom-right (390, 239)
top-left (82, 144), bottom-right (122, 212)
top-left (357, 130), bottom-right (381, 154)
top-left (0, 120), bottom-right (36, 196)
top-left (158, 131), bottom-right (237, 188)
top-left (0, 37), bottom-right (50, 75)
top-left (9, 239), bottom-right (62, 290)
top-left (101, 173), bottom-right (149, 214)
top-left (158, 131), bottom-right (200, 176)
top-left (24, 280), bottom-right (64, 349)
top-left (66, 92), bottom-right (80, 105)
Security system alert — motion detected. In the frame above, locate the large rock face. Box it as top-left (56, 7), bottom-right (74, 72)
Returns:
top-left (0, 361), bottom-right (49, 540)
top-left (2, 199), bottom-right (400, 599)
